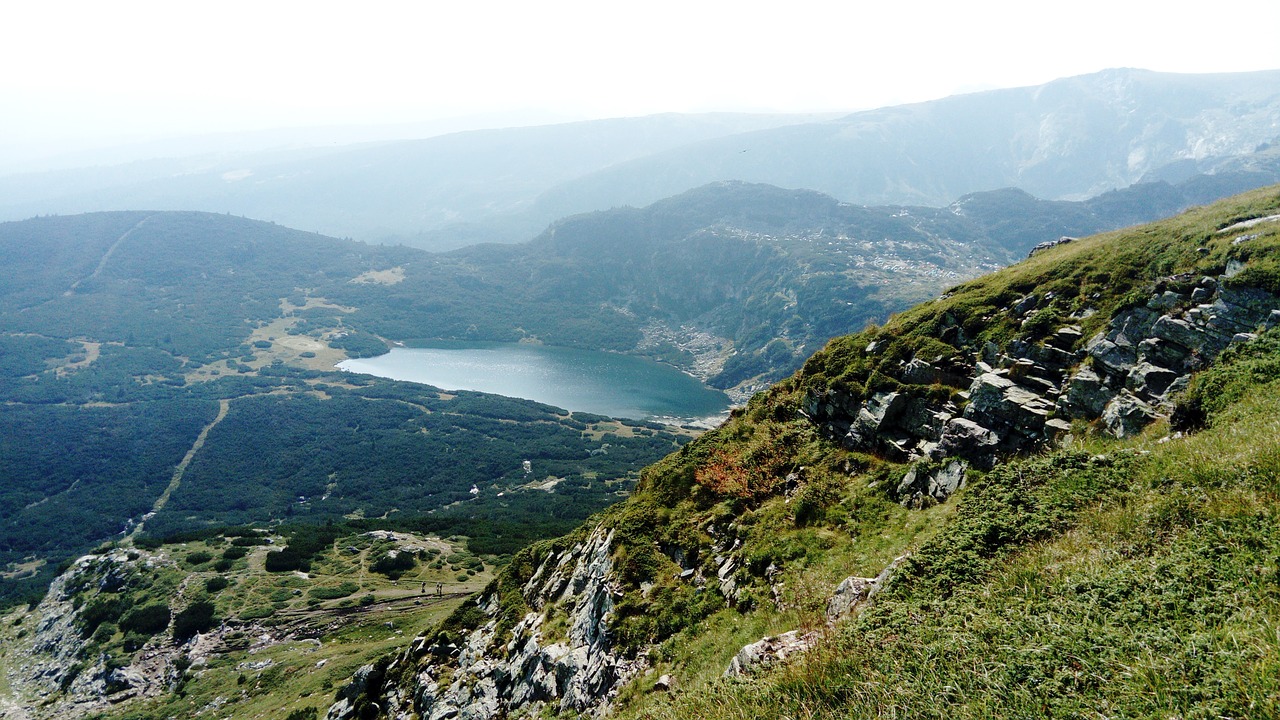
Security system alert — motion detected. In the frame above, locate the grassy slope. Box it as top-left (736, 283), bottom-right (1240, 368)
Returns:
top-left (605, 187), bottom-right (1280, 718)
top-left (627, 350), bottom-right (1280, 719)
top-left (418, 186), bottom-right (1280, 719)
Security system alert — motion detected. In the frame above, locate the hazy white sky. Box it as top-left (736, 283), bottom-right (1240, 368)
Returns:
top-left (3, 0), bottom-right (1279, 149)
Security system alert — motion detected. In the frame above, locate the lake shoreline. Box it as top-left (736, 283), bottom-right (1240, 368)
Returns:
top-left (336, 342), bottom-right (731, 423)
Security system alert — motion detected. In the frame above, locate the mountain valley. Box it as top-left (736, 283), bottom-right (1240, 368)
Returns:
top-left (2, 68), bottom-right (1280, 720)
top-left (3, 180), bottom-right (1280, 720)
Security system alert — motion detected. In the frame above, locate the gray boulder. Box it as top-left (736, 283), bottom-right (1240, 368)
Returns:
top-left (724, 630), bottom-right (817, 678)
top-left (1046, 325), bottom-right (1083, 351)
top-left (964, 372), bottom-right (1055, 447)
top-left (901, 358), bottom-right (938, 385)
top-left (1136, 337), bottom-right (1190, 370)
top-left (1087, 335), bottom-right (1138, 378)
top-left (826, 576), bottom-right (879, 623)
top-left (1126, 362), bottom-right (1179, 398)
top-left (1151, 316), bottom-right (1206, 352)
top-left (1057, 366), bottom-right (1113, 420)
top-left (844, 391), bottom-right (908, 449)
top-left (896, 459), bottom-right (967, 505)
top-left (1103, 392), bottom-right (1158, 438)
top-left (1027, 236), bottom-right (1074, 258)
top-left (326, 664), bottom-right (377, 720)
top-left (936, 418), bottom-right (1000, 469)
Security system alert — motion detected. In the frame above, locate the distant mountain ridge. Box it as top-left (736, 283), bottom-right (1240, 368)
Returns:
top-left (7, 170), bottom-right (1276, 402)
top-left (0, 113), bottom-right (827, 249)
top-left (0, 69), bottom-right (1275, 250)
top-left (395, 169), bottom-right (1280, 392)
top-left (534, 69), bottom-right (1280, 216)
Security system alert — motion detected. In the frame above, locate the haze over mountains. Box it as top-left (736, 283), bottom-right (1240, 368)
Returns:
top-left (0, 113), bottom-right (829, 250)
top-left (4, 66), bottom-right (1280, 720)
top-left (4, 68), bottom-right (1279, 250)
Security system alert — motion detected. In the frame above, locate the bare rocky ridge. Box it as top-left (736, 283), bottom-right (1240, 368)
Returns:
top-left (4, 547), bottom-right (388, 720)
top-left (805, 253), bottom-right (1280, 506)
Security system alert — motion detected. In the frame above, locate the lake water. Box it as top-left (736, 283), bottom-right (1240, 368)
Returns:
top-left (336, 341), bottom-right (730, 422)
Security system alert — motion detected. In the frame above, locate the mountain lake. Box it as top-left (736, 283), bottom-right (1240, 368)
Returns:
top-left (336, 341), bottom-right (731, 423)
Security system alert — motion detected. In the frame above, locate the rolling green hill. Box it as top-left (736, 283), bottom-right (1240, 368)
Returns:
top-left (315, 186), bottom-right (1280, 719)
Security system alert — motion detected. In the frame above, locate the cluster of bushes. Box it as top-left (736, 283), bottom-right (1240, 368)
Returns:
top-left (264, 523), bottom-right (344, 573)
top-left (369, 550), bottom-right (416, 579)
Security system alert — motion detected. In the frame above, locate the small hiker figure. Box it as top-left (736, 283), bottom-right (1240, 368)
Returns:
top-left (435, 581), bottom-right (443, 596)
top-left (421, 582), bottom-right (426, 594)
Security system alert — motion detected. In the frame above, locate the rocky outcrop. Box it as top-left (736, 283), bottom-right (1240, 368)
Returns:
top-left (804, 271), bottom-right (1280, 493)
top-left (722, 272), bottom-right (1280, 680)
top-left (1066, 280), bottom-right (1280, 428)
top-left (329, 530), bottom-right (917, 717)
top-left (724, 630), bottom-right (818, 678)
top-left (328, 529), bottom-right (642, 720)
top-left (895, 460), bottom-right (967, 509)
top-left (5, 552), bottom-right (181, 720)
top-left (725, 553), bottom-right (911, 678)
top-left (1027, 236), bottom-right (1075, 257)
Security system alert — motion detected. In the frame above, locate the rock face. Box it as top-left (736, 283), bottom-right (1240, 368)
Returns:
top-left (804, 271), bottom-right (1280, 484)
top-left (1027, 236), bottom-right (1075, 257)
top-left (5, 552), bottom-right (181, 720)
top-left (327, 529), bottom-right (642, 720)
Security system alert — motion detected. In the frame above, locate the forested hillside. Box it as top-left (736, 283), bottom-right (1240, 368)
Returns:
top-left (0, 213), bottom-right (690, 609)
